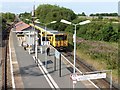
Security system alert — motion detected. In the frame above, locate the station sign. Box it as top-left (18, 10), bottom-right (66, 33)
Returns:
top-left (70, 73), bottom-right (106, 81)
top-left (41, 41), bottom-right (50, 46)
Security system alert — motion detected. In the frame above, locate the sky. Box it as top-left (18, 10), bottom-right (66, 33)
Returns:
top-left (0, 0), bottom-right (120, 16)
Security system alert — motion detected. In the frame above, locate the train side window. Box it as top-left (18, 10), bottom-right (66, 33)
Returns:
top-left (55, 35), bottom-right (67, 41)
top-left (63, 35), bottom-right (67, 40)
top-left (55, 35), bottom-right (59, 41)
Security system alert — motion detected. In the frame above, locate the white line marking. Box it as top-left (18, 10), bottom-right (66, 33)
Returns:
top-left (33, 56), bottom-right (55, 89)
top-left (88, 80), bottom-right (100, 89)
top-left (50, 45), bottom-right (100, 89)
top-left (61, 54), bottom-right (82, 74)
top-left (12, 61), bottom-right (18, 64)
top-left (9, 39), bottom-right (16, 89)
top-left (37, 58), bottom-right (60, 89)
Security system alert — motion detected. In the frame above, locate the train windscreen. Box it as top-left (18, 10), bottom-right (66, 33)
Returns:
top-left (55, 35), bottom-right (67, 41)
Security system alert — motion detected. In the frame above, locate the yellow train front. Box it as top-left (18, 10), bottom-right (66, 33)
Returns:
top-left (47, 31), bottom-right (68, 50)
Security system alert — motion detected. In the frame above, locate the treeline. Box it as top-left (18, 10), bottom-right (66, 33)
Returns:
top-left (0, 12), bottom-right (15, 40)
top-left (20, 4), bottom-right (118, 42)
top-left (77, 12), bottom-right (86, 16)
top-left (35, 4), bottom-right (76, 23)
top-left (1, 12), bottom-right (15, 23)
top-left (65, 18), bottom-right (118, 42)
top-left (90, 13), bottom-right (118, 16)
top-left (0, 12), bottom-right (15, 31)
top-left (35, 4), bottom-right (76, 31)
top-left (19, 12), bottom-right (32, 22)
top-left (19, 4), bottom-right (76, 31)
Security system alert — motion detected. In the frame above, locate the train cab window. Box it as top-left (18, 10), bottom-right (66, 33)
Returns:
top-left (55, 35), bottom-right (67, 41)
top-left (55, 35), bottom-right (60, 41)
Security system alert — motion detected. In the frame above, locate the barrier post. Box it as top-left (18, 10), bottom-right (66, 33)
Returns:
top-left (110, 70), bottom-right (112, 90)
top-left (54, 55), bottom-right (56, 71)
top-left (59, 53), bottom-right (61, 77)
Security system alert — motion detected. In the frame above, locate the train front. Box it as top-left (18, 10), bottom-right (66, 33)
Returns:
top-left (54, 33), bottom-right (68, 50)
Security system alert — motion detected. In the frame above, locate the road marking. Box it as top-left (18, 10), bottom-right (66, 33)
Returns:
top-left (33, 56), bottom-right (59, 89)
top-left (9, 39), bottom-right (16, 89)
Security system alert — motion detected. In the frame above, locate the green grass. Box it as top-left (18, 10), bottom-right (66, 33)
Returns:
top-left (67, 34), bottom-right (119, 83)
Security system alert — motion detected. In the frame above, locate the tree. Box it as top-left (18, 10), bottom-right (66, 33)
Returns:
top-left (78, 12), bottom-right (86, 16)
top-left (2, 12), bottom-right (15, 23)
top-left (81, 12), bottom-right (86, 16)
top-left (98, 15), bottom-right (103, 19)
top-left (90, 13), bottom-right (118, 16)
top-left (102, 23), bottom-right (116, 41)
top-left (35, 4), bottom-right (76, 31)
top-left (0, 12), bottom-right (15, 32)
top-left (19, 12), bottom-right (31, 22)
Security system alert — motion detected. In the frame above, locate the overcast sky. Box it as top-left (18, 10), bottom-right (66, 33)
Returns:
top-left (1, 0), bottom-right (119, 15)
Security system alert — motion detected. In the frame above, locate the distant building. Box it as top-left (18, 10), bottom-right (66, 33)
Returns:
top-left (15, 21), bottom-right (31, 32)
top-left (15, 21), bottom-right (38, 46)
top-left (15, 21), bottom-right (50, 49)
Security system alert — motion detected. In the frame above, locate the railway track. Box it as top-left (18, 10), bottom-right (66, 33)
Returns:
top-left (61, 51), bottom-right (118, 90)
top-left (2, 40), bottom-right (8, 89)
top-left (1, 26), bottom-right (12, 89)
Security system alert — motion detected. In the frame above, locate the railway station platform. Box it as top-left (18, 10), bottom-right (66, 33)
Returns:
top-left (35, 46), bottom-right (97, 88)
top-left (9, 30), bottom-right (98, 89)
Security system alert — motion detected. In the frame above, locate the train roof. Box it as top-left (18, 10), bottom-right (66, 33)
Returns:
top-left (35, 24), bottom-right (66, 35)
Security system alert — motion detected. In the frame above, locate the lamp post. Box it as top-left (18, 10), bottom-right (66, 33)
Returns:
top-left (25, 19), bottom-right (32, 54)
top-left (60, 19), bottom-right (91, 74)
top-left (25, 19), bottom-right (40, 58)
top-left (41, 21), bottom-right (57, 68)
top-left (34, 19), bottom-right (40, 59)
